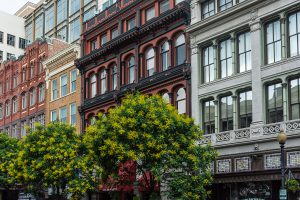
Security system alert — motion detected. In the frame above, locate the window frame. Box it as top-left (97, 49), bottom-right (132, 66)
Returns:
top-left (70, 102), bottom-right (77, 125)
top-left (266, 82), bottom-right (283, 124)
top-left (175, 34), bottom-right (186, 66)
top-left (202, 0), bottom-right (215, 19)
top-left (265, 19), bottom-right (282, 64)
top-left (70, 69), bottom-right (77, 93)
top-left (219, 95), bottom-right (234, 132)
top-left (203, 99), bottom-right (215, 135)
top-left (60, 74), bottom-right (68, 97)
top-left (202, 45), bottom-right (215, 83)
top-left (238, 90), bottom-right (253, 128)
top-left (146, 48), bottom-right (155, 77)
top-left (289, 77), bottom-right (300, 120)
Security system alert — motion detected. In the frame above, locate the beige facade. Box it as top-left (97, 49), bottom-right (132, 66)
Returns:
top-left (44, 44), bottom-right (81, 133)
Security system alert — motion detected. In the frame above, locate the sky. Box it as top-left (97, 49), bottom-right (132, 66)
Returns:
top-left (0, 0), bottom-right (40, 15)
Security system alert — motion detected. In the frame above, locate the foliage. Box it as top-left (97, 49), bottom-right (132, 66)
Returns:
top-left (9, 122), bottom-right (99, 199)
top-left (286, 179), bottom-right (300, 192)
top-left (0, 133), bottom-right (21, 188)
top-left (84, 93), bottom-right (217, 200)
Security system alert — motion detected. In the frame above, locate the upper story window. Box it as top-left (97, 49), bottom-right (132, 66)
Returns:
top-left (0, 31), bottom-right (3, 43)
top-left (29, 117), bottom-right (35, 130)
top-left (0, 104), bottom-right (3, 119)
top-left (52, 79), bottom-right (57, 100)
top-left (160, 0), bottom-right (170, 14)
top-left (29, 88), bottom-right (36, 106)
top-left (288, 11), bottom-right (300, 57)
top-left (289, 77), bottom-right (300, 120)
top-left (60, 74), bottom-right (68, 97)
top-left (45, 5), bottom-right (54, 33)
top-left (100, 69), bottom-right (107, 94)
top-left (220, 95), bottom-right (233, 131)
top-left (19, 38), bottom-right (26, 49)
top-left (7, 34), bottom-right (15, 46)
top-left (39, 84), bottom-right (45, 102)
top-left (220, 39), bottom-right (232, 78)
top-left (6, 79), bottom-right (10, 92)
top-left (203, 100), bottom-right (215, 135)
top-left (111, 65), bottom-right (117, 90)
top-left (161, 92), bottom-right (169, 103)
top-left (21, 121), bottom-right (26, 137)
top-left (90, 74), bottom-right (97, 98)
top-left (266, 20), bottom-right (281, 64)
top-left (266, 83), bottom-right (283, 123)
top-left (238, 32), bottom-right (251, 72)
top-left (70, 0), bottom-right (80, 15)
top-left (91, 39), bottom-right (97, 51)
top-left (146, 7), bottom-right (155, 21)
top-left (70, 103), bottom-right (76, 125)
top-left (35, 14), bottom-right (44, 39)
top-left (176, 88), bottom-right (186, 114)
top-left (22, 69), bottom-right (26, 82)
top-left (127, 17), bottom-right (136, 31)
top-left (57, 26), bottom-right (67, 42)
top-left (101, 34), bottom-right (108, 46)
top-left (51, 110), bottom-right (57, 122)
top-left (128, 56), bottom-right (135, 84)
top-left (0, 51), bottom-right (2, 61)
top-left (57, 0), bottom-right (68, 24)
top-left (70, 70), bottom-right (77, 93)
top-left (175, 0), bottom-right (184, 5)
top-left (219, 0), bottom-right (233, 11)
top-left (175, 34), bottom-right (186, 65)
top-left (12, 97), bottom-right (17, 113)
top-left (239, 90), bottom-right (252, 128)
top-left (70, 18), bottom-right (80, 42)
top-left (60, 106), bottom-right (67, 123)
top-left (203, 45), bottom-right (215, 83)
top-left (5, 101), bottom-right (10, 117)
top-left (146, 48), bottom-right (155, 77)
top-left (161, 41), bottom-right (170, 71)
top-left (13, 76), bottom-right (18, 88)
top-left (202, 0), bottom-right (215, 19)
top-left (21, 93), bottom-right (27, 110)
top-left (0, 83), bottom-right (2, 94)
top-left (25, 24), bottom-right (33, 44)
top-left (83, 7), bottom-right (95, 22)
top-left (111, 27), bottom-right (119, 39)
top-left (30, 64), bottom-right (35, 78)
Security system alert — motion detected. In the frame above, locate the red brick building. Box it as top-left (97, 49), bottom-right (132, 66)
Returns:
top-left (0, 39), bottom-right (68, 138)
top-left (77, 0), bottom-right (191, 132)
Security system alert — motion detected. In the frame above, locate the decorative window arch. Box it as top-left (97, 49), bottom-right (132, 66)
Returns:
top-left (100, 68), bottom-right (107, 94)
top-left (146, 48), bottom-right (155, 77)
top-left (161, 41), bottom-right (170, 71)
top-left (90, 74), bottom-right (97, 98)
top-left (175, 34), bottom-right (186, 66)
top-left (176, 88), bottom-right (186, 114)
top-left (128, 56), bottom-right (135, 84)
top-left (162, 92), bottom-right (170, 103)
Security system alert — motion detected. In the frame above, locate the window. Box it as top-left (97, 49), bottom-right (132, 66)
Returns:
top-left (288, 11), bottom-right (300, 57)
top-left (29, 88), bottom-right (36, 106)
top-left (60, 106), bottom-right (67, 123)
top-left (19, 38), bottom-right (26, 49)
top-left (202, 0), bottom-right (215, 19)
top-left (175, 0), bottom-right (184, 4)
top-left (0, 51), bottom-right (3, 61)
top-left (239, 91), bottom-right (252, 128)
top-left (70, 70), bottom-right (77, 92)
top-left (267, 83), bottom-right (283, 123)
top-left (84, 0), bottom-right (92, 5)
top-left (51, 110), bottom-right (57, 122)
top-left (35, 14), bottom-right (44, 39)
top-left (70, 0), bottom-right (80, 15)
top-left (5, 101), bottom-right (10, 117)
top-left (146, 48), bottom-right (155, 76)
top-left (162, 92), bottom-right (169, 103)
top-left (289, 78), bottom-right (300, 120)
top-left (83, 8), bottom-right (95, 22)
top-left (4, 127), bottom-right (10, 135)
top-left (13, 76), bottom-right (17, 88)
top-left (91, 74), bottom-right (97, 98)
top-left (29, 117), bottom-right (35, 130)
top-left (127, 18), bottom-right (135, 31)
top-left (146, 7), bottom-right (155, 21)
top-left (57, 0), bottom-right (68, 24)
top-left (52, 80), bottom-right (57, 100)
top-left (220, 96), bottom-right (233, 131)
top-left (161, 41), bottom-right (169, 71)
top-left (38, 114), bottom-right (45, 125)
top-left (176, 88), bottom-right (186, 114)
top-left (69, 18), bottom-right (80, 42)
top-left (45, 5), bottom-right (54, 33)
top-left (22, 69), bottom-right (26, 82)
top-left (70, 103), bottom-right (76, 125)
top-left (21, 93), bottom-right (27, 109)
top-left (57, 26), bottom-right (67, 41)
top-left (12, 97), bottom-right (17, 113)
top-left (39, 84), bottom-right (45, 102)
top-left (112, 65), bottom-right (117, 90)
top-left (238, 32), bottom-right (251, 72)
top-left (219, 0), bottom-right (233, 11)
top-left (128, 56), bottom-right (135, 84)
top-left (101, 34), bottom-right (108, 46)
top-left (160, 0), bottom-right (170, 14)
top-left (61, 74), bottom-right (67, 97)
top-left (100, 69), bottom-right (107, 94)
top-left (12, 124), bottom-right (17, 138)
top-left (39, 62), bottom-right (43, 73)
top-left (0, 83), bottom-right (2, 94)
top-left (25, 24), bottom-right (33, 44)
top-left (30, 65), bottom-right (35, 78)
top-left (111, 28), bottom-right (119, 39)
top-left (0, 104), bottom-right (3, 119)
top-left (101, 0), bottom-right (117, 11)
top-left (91, 40), bottom-right (97, 51)
top-left (266, 20), bottom-right (281, 64)
top-left (175, 34), bottom-right (186, 65)
top-left (203, 100), bottom-right (215, 134)
top-left (7, 53), bottom-right (14, 60)
top-left (21, 121), bottom-right (26, 137)
top-left (0, 31), bottom-right (3, 43)
top-left (220, 39), bottom-right (233, 78)
top-left (7, 34), bottom-right (15, 46)
top-left (203, 45), bottom-right (215, 83)
top-left (6, 79), bottom-right (10, 92)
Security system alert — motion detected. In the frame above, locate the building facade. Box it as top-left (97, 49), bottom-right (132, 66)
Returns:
top-left (0, 39), bottom-right (68, 138)
top-left (76, 0), bottom-right (190, 198)
top-left (44, 44), bottom-right (81, 133)
top-left (188, 0), bottom-right (300, 199)
top-left (0, 10), bottom-right (26, 62)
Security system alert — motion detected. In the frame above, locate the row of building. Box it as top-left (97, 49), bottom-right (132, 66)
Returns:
top-left (1, 0), bottom-right (300, 199)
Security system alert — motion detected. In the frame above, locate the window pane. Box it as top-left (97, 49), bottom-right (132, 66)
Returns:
top-left (146, 7), bottom-right (155, 21)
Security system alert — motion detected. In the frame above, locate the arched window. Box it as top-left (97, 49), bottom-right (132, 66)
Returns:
top-left (175, 34), bottom-right (186, 66)
top-left (128, 56), bottom-right (135, 84)
top-left (12, 97), bottom-right (18, 113)
top-left (5, 101), bottom-right (10, 117)
top-left (22, 68), bottom-right (26, 82)
top-left (38, 84), bottom-right (45, 102)
top-left (29, 88), bottom-right (36, 106)
top-left (21, 92), bottom-right (27, 110)
top-left (90, 74), bottom-right (97, 98)
top-left (146, 48), bottom-right (155, 76)
top-left (161, 41), bottom-right (170, 71)
top-left (176, 88), bottom-right (186, 114)
top-left (162, 92), bottom-right (169, 103)
top-left (88, 115), bottom-right (97, 126)
top-left (0, 104), bottom-right (3, 119)
top-left (100, 69), bottom-right (107, 94)
top-left (111, 65), bottom-right (117, 90)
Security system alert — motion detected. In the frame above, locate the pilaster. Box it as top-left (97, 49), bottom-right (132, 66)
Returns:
top-left (191, 46), bottom-right (200, 124)
top-left (213, 99), bottom-right (219, 133)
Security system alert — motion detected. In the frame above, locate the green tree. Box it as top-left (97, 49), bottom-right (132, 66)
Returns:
top-left (9, 122), bottom-right (99, 200)
top-left (0, 133), bottom-right (20, 188)
top-left (84, 93), bottom-right (217, 200)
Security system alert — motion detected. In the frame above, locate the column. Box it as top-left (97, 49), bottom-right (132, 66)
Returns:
top-left (282, 82), bottom-right (288, 121)
top-left (230, 32), bottom-right (237, 74)
top-left (280, 12), bottom-right (287, 59)
top-left (212, 39), bottom-right (218, 79)
top-left (191, 46), bottom-right (200, 124)
top-left (249, 19), bottom-right (264, 125)
top-left (139, 53), bottom-right (144, 79)
top-left (213, 99), bottom-right (219, 133)
top-left (232, 95), bottom-right (238, 130)
top-left (154, 46), bottom-right (159, 73)
top-left (191, 0), bottom-right (201, 24)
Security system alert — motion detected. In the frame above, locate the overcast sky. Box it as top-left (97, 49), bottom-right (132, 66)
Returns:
top-left (0, 0), bottom-right (40, 15)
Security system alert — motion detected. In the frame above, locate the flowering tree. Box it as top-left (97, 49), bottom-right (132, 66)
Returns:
top-left (84, 93), bottom-right (217, 200)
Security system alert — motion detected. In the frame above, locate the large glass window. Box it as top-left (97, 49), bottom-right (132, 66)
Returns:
top-left (57, 26), bottom-right (67, 42)
top-left (70, 0), bottom-right (80, 15)
top-left (12, 97), bottom-right (17, 113)
top-left (91, 74), bottom-right (97, 98)
top-left (100, 69), bottom-right (107, 94)
top-left (70, 103), bottom-right (76, 125)
top-left (266, 20), bottom-right (281, 64)
top-left (219, 0), bottom-right (233, 11)
top-left (204, 100), bottom-right (215, 135)
top-left (70, 70), bottom-right (77, 93)
top-left (220, 96), bottom-right (233, 131)
top-left (45, 5), bottom-right (54, 33)
top-left (202, 0), bottom-right (215, 19)
top-left (35, 14), bottom-right (44, 39)
top-left (111, 28), bottom-right (119, 39)
top-left (220, 39), bottom-right (232, 78)
top-left (25, 24), bottom-right (33, 44)
top-left (203, 45), bottom-right (215, 83)
top-left (239, 91), bottom-right (252, 128)
top-left (267, 83), bottom-right (283, 123)
top-left (127, 18), bottom-right (135, 31)
top-left (60, 74), bottom-right (67, 97)
top-left (288, 11), bottom-right (300, 57)
top-left (83, 8), bottom-right (95, 22)
top-left (39, 84), bottom-right (45, 102)
top-left (146, 48), bottom-right (155, 76)
top-left (57, 0), bottom-right (68, 24)
top-left (29, 88), bottom-right (36, 106)
top-left (160, 0), bottom-right (169, 14)
top-left (21, 93), bottom-right (27, 109)
top-left (161, 41), bottom-right (169, 71)
top-left (176, 88), bottom-right (186, 114)
top-left (60, 106), bottom-right (67, 123)
top-left (289, 78), bottom-right (300, 120)
top-left (146, 7), bottom-right (155, 21)
top-left (128, 56), bottom-right (135, 84)
top-left (101, 34), bottom-right (108, 46)
top-left (112, 65), bottom-right (117, 90)
top-left (238, 32), bottom-right (251, 72)
top-left (69, 18), bottom-right (80, 42)
top-left (52, 80), bottom-right (57, 100)
top-left (175, 34), bottom-right (186, 65)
